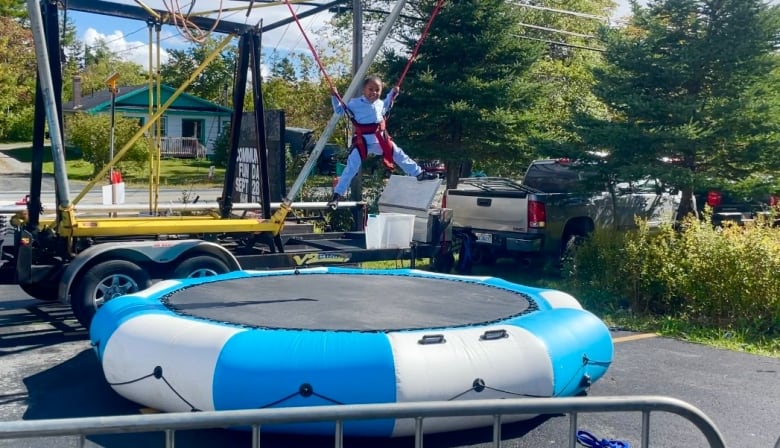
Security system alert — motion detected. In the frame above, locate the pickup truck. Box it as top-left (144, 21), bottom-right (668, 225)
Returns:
top-left (444, 159), bottom-right (682, 266)
top-left (695, 189), bottom-right (779, 226)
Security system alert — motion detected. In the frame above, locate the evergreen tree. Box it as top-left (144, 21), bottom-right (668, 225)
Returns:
top-left (271, 56), bottom-right (297, 82)
top-left (571, 0), bottom-right (780, 219)
top-left (379, 0), bottom-right (545, 186)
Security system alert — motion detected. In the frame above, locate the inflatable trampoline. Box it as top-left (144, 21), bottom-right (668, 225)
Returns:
top-left (90, 267), bottom-right (613, 437)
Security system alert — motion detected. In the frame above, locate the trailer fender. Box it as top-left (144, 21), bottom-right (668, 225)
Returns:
top-left (58, 239), bottom-right (241, 304)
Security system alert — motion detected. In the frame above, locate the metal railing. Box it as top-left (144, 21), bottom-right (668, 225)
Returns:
top-left (160, 137), bottom-right (207, 159)
top-left (0, 396), bottom-right (726, 448)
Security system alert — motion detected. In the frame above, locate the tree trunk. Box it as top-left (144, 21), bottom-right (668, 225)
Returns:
top-left (675, 187), bottom-right (697, 222)
top-left (444, 160), bottom-right (472, 190)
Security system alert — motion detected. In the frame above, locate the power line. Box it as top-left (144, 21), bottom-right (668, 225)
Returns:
top-left (513, 34), bottom-right (605, 53)
top-left (513, 1), bottom-right (609, 24)
top-left (518, 22), bottom-right (598, 40)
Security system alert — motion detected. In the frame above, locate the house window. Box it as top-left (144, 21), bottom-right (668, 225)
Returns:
top-left (182, 118), bottom-right (205, 143)
top-left (151, 116), bottom-right (167, 137)
top-left (221, 120), bottom-right (231, 135)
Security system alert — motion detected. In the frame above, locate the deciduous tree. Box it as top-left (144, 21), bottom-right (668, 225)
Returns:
top-left (66, 112), bottom-right (150, 177)
top-left (0, 16), bottom-right (35, 141)
top-left (159, 37), bottom-right (237, 104)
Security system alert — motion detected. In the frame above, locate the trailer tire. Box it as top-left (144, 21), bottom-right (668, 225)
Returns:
top-left (20, 283), bottom-right (60, 302)
top-left (72, 260), bottom-right (151, 329)
top-left (172, 255), bottom-right (231, 279)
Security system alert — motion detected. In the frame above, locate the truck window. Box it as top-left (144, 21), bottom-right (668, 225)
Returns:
top-left (523, 162), bottom-right (594, 193)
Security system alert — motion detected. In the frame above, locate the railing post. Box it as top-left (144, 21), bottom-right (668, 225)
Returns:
top-left (492, 414), bottom-right (502, 448)
top-left (568, 412), bottom-right (578, 448)
top-left (641, 410), bottom-right (651, 448)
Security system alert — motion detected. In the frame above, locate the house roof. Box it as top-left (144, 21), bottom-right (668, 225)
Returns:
top-left (63, 84), bottom-right (232, 115)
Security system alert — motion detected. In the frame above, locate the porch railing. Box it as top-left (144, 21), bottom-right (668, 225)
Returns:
top-left (160, 137), bottom-right (206, 159)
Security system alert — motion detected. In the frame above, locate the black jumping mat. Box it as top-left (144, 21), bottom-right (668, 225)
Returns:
top-left (162, 272), bottom-right (535, 331)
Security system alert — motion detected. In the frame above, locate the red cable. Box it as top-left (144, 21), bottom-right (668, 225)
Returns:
top-left (396, 0), bottom-right (447, 90)
top-left (284, 0), bottom-right (446, 110)
top-left (282, 0), bottom-right (347, 109)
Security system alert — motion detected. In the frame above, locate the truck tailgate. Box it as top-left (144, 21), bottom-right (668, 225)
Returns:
top-left (446, 178), bottom-right (532, 232)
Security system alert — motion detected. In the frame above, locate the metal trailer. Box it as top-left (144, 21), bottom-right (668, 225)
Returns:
top-left (2, 0), bottom-right (454, 328)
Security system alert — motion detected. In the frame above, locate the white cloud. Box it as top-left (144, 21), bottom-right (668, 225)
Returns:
top-left (83, 27), bottom-right (171, 70)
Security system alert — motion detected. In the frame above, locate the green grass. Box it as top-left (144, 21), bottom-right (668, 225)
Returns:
top-left (6, 146), bottom-right (226, 187)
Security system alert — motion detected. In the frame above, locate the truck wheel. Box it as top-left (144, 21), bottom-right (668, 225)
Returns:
top-left (72, 260), bottom-right (151, 329)
top-left (172, 255), bottom-right (231, 279)
top-left (20, 283), bottom-right (59, 302)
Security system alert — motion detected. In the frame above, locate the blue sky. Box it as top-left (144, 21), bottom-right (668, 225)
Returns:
top-left (67, 0), bottom-right (775, 70)
top-left (67, 1), bottom-right (333, 70)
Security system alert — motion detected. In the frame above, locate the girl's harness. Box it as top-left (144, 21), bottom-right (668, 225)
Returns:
top-left (351, 120), bottom-right (395, 170)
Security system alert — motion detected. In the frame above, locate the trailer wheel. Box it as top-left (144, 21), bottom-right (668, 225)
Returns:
top-left (172, 255), bottom-right (231, 279)
top-left (72, 260), bottom-right (151, 329)
top-left (20, 283), bottom-right (59, 302)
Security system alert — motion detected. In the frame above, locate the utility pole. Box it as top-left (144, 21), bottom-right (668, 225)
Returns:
top-left (350, 0), bottom-right (364, 208)
top-left (352, 0), bottom-right (363, 72)
top-left (106, 72), bottom-right (120, 208)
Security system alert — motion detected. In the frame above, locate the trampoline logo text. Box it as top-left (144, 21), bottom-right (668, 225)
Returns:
top-left (293, 253), bottom-right (352, 266)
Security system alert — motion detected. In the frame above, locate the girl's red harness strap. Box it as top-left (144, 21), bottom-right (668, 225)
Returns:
top-left (351, 121), bottom-right (395, 170)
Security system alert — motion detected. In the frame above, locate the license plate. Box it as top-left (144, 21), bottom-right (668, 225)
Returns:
top-left (475, 232), bottom-right (492, 244)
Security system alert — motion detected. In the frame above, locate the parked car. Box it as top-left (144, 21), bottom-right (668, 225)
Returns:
top-left (694, 189), bottom-right (779, 226)
top-left (419, 159), bottom-right (446, 178)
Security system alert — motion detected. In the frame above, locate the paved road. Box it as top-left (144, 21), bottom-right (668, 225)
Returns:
top-left (1, 285), bottom-right (779, 448)
top-left (0, 143), bottom-right (225, 209)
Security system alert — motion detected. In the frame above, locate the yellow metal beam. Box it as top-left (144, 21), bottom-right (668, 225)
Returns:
top-left (55, 215), bottom-right (285, 238)
top-left (46, 202), bottom-right (291, 239)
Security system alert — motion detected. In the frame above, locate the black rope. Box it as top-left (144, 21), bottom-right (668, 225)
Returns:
top-left (447, 358), bottom-right (611, 403)
top-left (107, 366), bottom-right (200, 412)
top-left (551, 354), bottom-right (613, 397)
top-left (447, 378), bottom-right (548, 401)
top-left (257, 383), bottom-right (344, 409)
top-left (107, 372), bottom-right (157, 387)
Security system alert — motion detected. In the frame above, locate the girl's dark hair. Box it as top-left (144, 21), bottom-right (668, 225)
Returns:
top-left (363, 75), bottom-right (383, 86)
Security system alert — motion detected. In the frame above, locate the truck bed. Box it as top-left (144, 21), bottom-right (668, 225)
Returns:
top-left (446, 177), bottom-right (535, 233)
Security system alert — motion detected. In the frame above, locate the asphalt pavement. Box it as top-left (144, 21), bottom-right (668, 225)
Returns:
top-left (1, 286), bottom-right (779, 448)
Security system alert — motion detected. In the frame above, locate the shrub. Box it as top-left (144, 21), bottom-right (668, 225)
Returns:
top-left (65, 112), bottom-right (150, 178)
top-left (568, 216), bottom-right (780, 336)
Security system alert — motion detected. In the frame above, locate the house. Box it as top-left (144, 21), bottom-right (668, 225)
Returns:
top-left (62, 75), bottom-right (232, 158)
